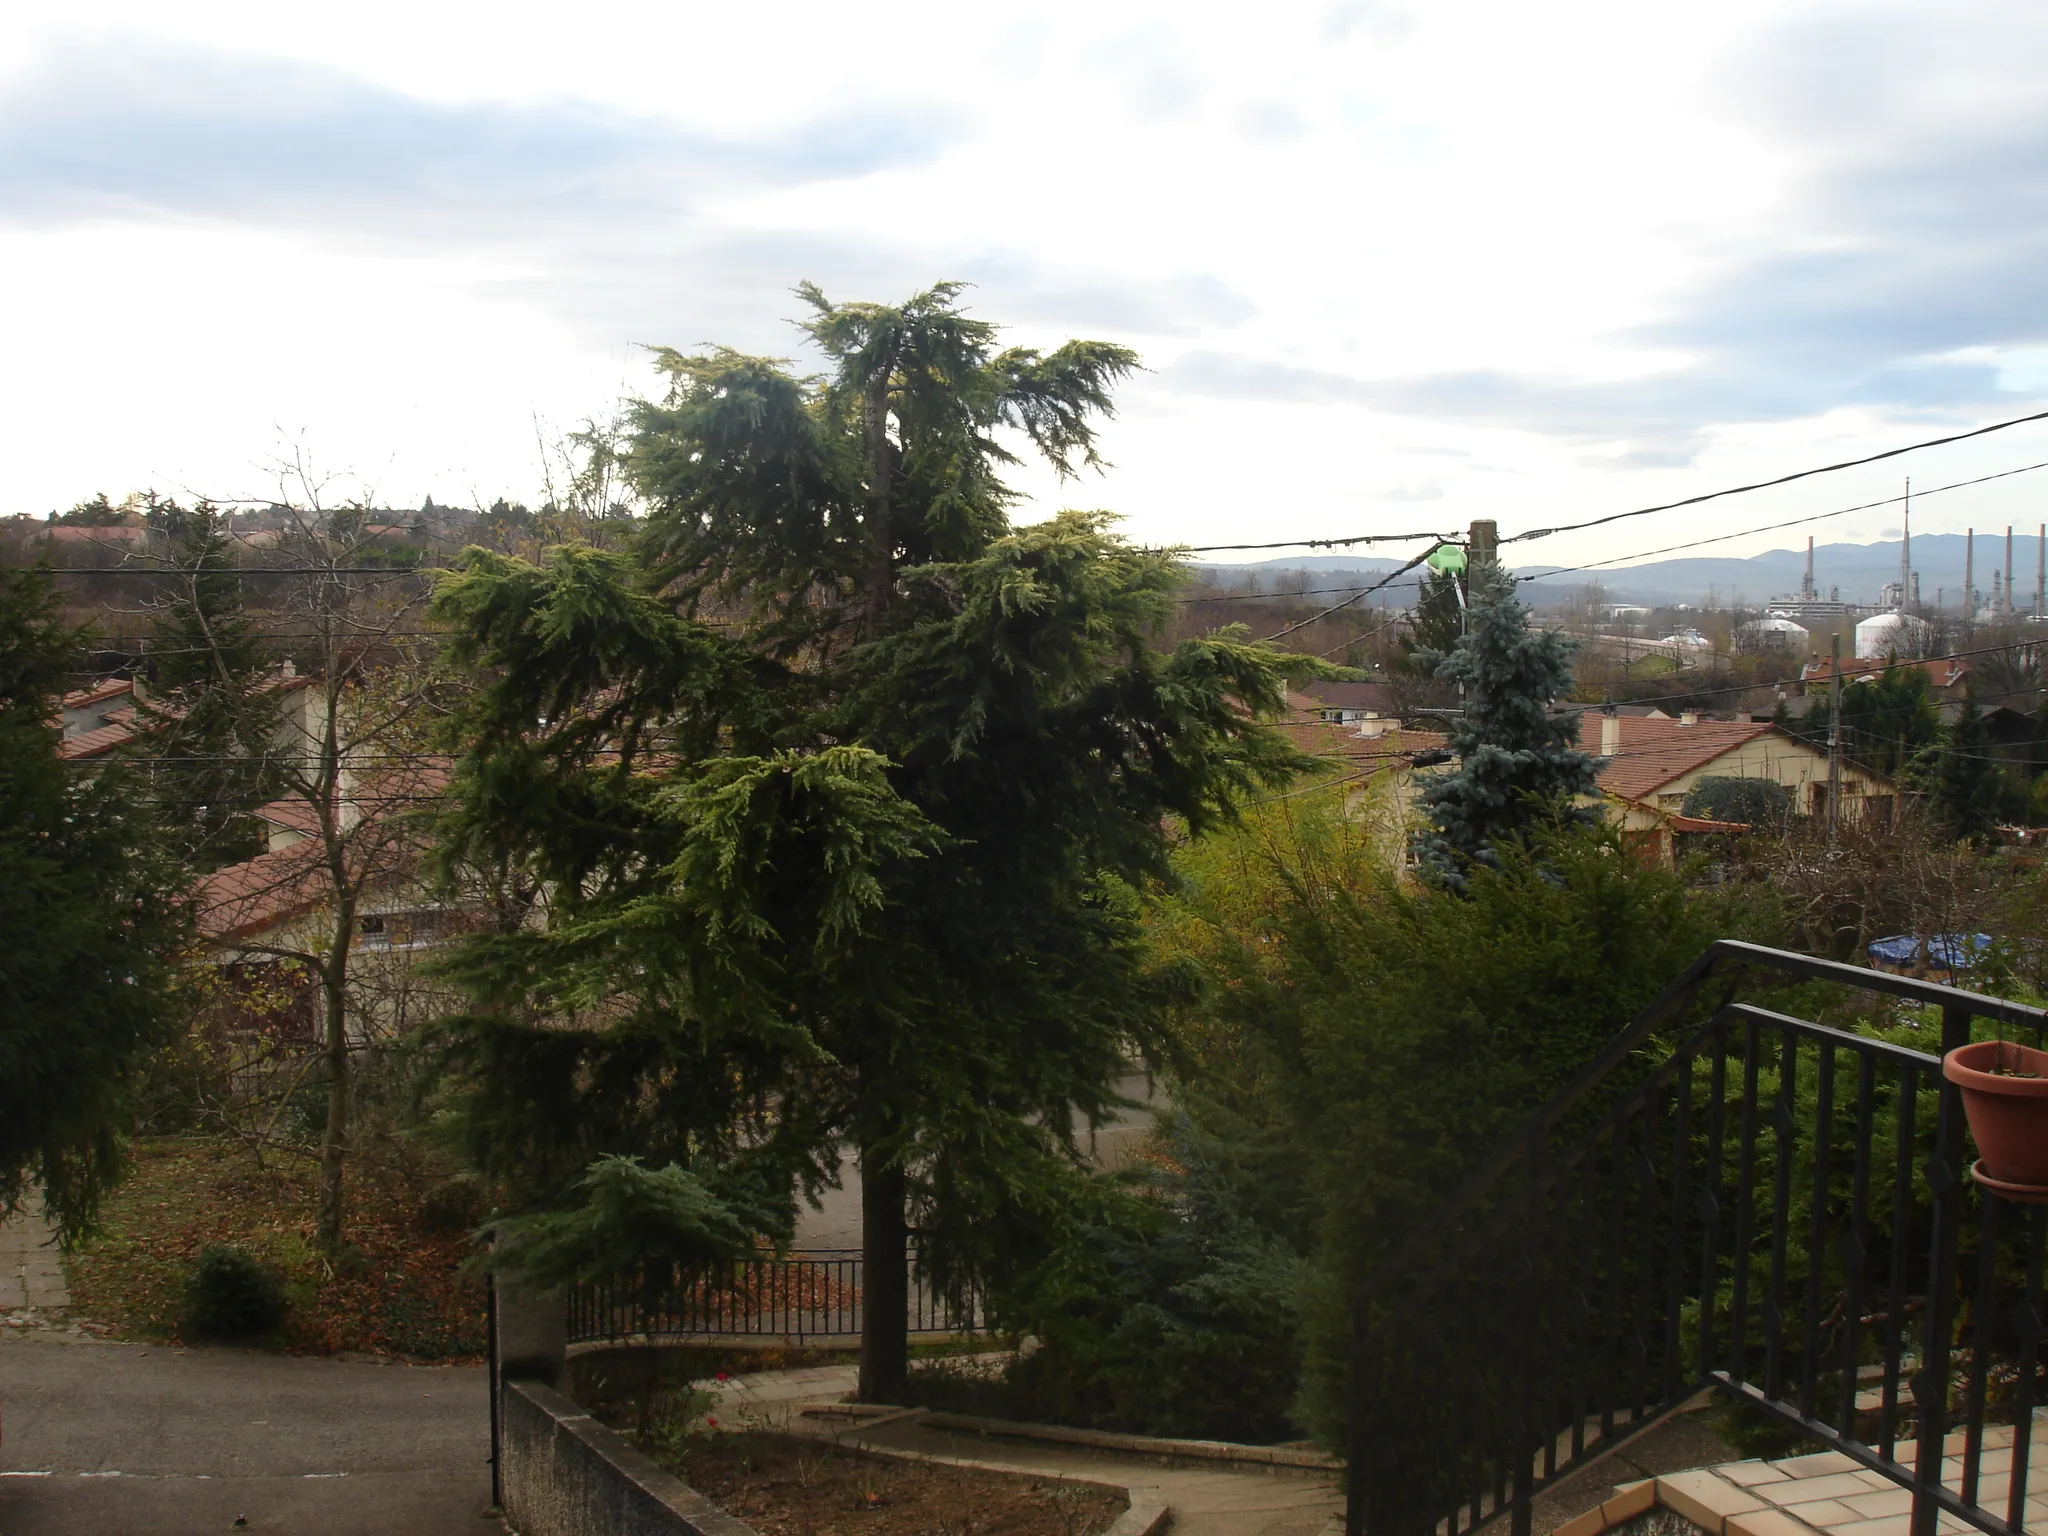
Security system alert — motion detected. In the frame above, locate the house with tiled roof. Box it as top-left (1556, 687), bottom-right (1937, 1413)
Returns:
top-left (1316, 698), bottom-right (1899, 875)
top-left (1576, 709), bottom-right (1897, 848)
top-left (56, 666), bottom-right (318, 763)
top-left (191, 760), bottom-right (463, 1043)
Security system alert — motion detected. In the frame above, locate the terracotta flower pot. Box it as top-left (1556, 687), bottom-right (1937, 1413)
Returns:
top-left (1944, 1039), bottom-right (2048, 1203)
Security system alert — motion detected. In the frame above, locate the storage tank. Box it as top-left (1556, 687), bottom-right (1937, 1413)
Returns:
top-left (1737, 617), bottom-right (1810, 652)
top-left (1854, 612), bottom-right (1932, 660)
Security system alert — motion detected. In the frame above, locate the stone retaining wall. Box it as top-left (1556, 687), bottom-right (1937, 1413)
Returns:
top-left (501, 1379), bottom-right (760, 1536)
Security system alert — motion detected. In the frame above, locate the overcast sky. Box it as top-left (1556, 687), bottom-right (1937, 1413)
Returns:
top-left (6, 0), bottom-right (2048, 571)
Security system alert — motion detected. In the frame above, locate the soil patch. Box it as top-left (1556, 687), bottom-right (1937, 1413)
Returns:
top-left (643, 1430), bottom-right (1124, 1536)
top-left (64, 1136), bottom-right (484, 1359)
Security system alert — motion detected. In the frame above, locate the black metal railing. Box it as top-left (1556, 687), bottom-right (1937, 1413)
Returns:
top-left (565, 1248), bottom-right (985, 1344)
top-left (1348, 940), bottom-right (2048, 1536)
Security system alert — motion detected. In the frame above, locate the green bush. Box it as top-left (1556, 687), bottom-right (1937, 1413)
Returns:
top-left (1153, 814), bottom-right (1776, 1448)
top-left (1681, 776), bottom-right (1790, 829)
top-left (993, 1118), bottom-right (1310, 1444)
top-left (183, 1244), bottom-right (286, 1341)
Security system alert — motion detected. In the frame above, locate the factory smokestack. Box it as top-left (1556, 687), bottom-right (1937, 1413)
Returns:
top-left (1966, 528), bottom-right (1975, 621)
top-left (2007, 525), bottom-right (2016, 616)
top-left (1804, 536), bottom-right (1815, 601)
top-left (1898, 481), bottom-right (1911, 615)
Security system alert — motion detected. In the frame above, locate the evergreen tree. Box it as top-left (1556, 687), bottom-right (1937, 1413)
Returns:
top-left (1413, 562), bottom-right (1599, 884)
top-left (135, 500), bottom-right (282, 869)
top-left (0, 567), bottom-right (190, 1241)
top-left (1393, 567), bottom-right (1464, 676)
top-left (430, 284), bottom-right (1308, 1401)
top-left (1779, 661), bottom-right (1941, 778)
top-left (1914, 691), bottom-right (2017, 842)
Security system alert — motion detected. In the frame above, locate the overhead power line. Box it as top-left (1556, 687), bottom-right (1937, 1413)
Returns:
top-left (1502, 406), bottom-right (2048, 547)
top-left (1163, 404), bottom-right (2048, 559)
top-left (1177, 527), bottom-right (1450, 555)
top-left (1516, 457), bottom-right (2048, 584)
top-left (1262, 546), bottom-right (1442, 643)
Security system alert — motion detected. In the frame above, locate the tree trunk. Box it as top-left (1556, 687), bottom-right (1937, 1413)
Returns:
top-left (857, 1142), bottom-right (909, 1404)
top-left (862, 371), bottom-right (894, 637)
top-left (314, 931), bottom-right (351, 1253)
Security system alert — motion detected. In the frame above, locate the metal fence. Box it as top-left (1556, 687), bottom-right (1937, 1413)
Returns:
top-left (565, 1248), bottom-right (985, 1344)
top-left (1348, 940), bottom-right (2048, 1536)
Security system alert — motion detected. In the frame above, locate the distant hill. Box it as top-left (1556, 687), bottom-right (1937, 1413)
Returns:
top-left (1191, 533), bottom-right (2048, 609)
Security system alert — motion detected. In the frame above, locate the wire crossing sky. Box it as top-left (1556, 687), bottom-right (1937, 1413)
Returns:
top-left (7, 0), bottom-right (2048, 570)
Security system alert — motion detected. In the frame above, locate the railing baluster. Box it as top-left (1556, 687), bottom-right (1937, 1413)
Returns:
top-left (1912, 1004), bottom-right (1973, 1536)
top-left (1839, 1050), bottom-right (1876, 1438)
top-left (1730, 1018), bottom-right (1763, 1384)
top-left (1699, 1028), bottom-right (1727, 1386)
top-left (1665, 1056), bottom-right (1692, 1408)
top-left (1599, 1123), bottom-right (1626, 1441)
top-left (1569, 1145), bottom-right (1598, 1460)
top-left (1764, 1025), bottom-right (1798, 1404)
top-left (1632, 1098), bottom-right (1661, 1423)
top-left (2006, 1204), bottom-right (2043, 1533)
top-left (1800, 1036), bottom-right (1836, 1422)
top-left (1882, 1060), bottom-right (1917, 1462)
top-left (1959, 1186), bottom-right (1999, 1508)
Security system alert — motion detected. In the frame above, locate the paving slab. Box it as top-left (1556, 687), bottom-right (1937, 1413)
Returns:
top-left (0, 1200), bottom-right (67, 1318)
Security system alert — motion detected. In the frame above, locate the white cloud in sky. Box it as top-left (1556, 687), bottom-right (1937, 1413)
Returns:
top-left (4, 0), bottom-right (2048, 572)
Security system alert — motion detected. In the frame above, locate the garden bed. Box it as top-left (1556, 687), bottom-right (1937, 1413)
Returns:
top-left (63, 1136), bottom-right (484, 1358)
top-left (640, 1430), bottom-right (1125, 1536)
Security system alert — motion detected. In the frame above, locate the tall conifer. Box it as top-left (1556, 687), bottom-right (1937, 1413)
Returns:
top-left (431, 285), bottom-right (1309, 1399)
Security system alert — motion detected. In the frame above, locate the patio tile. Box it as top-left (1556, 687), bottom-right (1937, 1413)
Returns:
top-left (1775, 1452), bottom-right (1860, 1480)
top-left (1656, 1469), bottom-right (1767, 1533)
top-left (1836, 1488), bottom-right (1913, 1520)
top-left (1721, 1461), bottom-right (1794, 1488)
top-left (1775, 1497), bottom-right (1858, 1526)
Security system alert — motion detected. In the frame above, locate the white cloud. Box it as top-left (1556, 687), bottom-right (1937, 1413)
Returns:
top-left (2, 0), bottom-right (2047, 574)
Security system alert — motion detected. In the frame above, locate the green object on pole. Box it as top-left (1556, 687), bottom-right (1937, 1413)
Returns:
top-left (1426, 543), bottom-right (1467, 575)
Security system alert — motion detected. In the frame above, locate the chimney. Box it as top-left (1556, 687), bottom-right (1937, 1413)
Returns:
top-left (2037, 523), bottom-right (2044, 615)
top-left (1679, 710), bottom-right (1699, 727)
top-left (1965, 528), bottom-right (1975, 620)
top-left (1804, 536), bottom-right (1815, 601)
top-left (2007, 525), bottom-right (2016, 616)
top-left (1898, 481), bottom-right (1911, 616)
top-left (1600, 710), bottom-right (1620, 758)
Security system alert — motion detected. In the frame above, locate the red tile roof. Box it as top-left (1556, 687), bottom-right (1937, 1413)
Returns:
top-left (1275, 691), bottom-right (1448, 768)
top-left (194, 840), bottom-right (331, 943)
top-left (253, 798), bottom-right (324, 836)
top-left (58, 721), bottom-right (137, 760)
top-left (62, 679), bottom-right (133, 710)
top-left (1576, 714), bottom-right (1783, 802)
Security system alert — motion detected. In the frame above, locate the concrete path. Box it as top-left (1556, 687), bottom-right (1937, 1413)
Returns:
top-left (0, 1338), bottom-right (498, 1535)
top-left (0, 1200), bottom-right (70, 1336)
top-left (701, 1363), bottom-right (1344, 1536)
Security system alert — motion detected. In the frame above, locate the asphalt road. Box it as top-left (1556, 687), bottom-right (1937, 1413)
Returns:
top-left (0, 1338), bottom-right (498, 1536)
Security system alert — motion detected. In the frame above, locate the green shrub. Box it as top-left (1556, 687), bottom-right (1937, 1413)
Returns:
top-left (183, 1244), bottom-right (286, 1341)
top-left (1681, 776), bottom-right (1790, 828)
top-left (1000, 1135), bottom-right (1310, 1444)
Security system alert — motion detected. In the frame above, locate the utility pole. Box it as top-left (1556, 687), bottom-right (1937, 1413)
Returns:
top-left (1468, 519), bottom-right (1497, 570)
top-left (1826, 632), bottom-right (1843, 845)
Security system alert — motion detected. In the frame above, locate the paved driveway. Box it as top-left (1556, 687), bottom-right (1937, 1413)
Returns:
top-left (0, 1338), bottom-right (497, 1535)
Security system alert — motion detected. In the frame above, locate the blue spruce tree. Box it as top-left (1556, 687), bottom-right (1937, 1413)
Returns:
top-left (1414, 561), bottom-right (1600, 884)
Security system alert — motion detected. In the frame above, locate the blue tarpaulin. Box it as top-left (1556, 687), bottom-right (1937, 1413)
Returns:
top-left (1867, 933), bottom-right (1993, 969)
